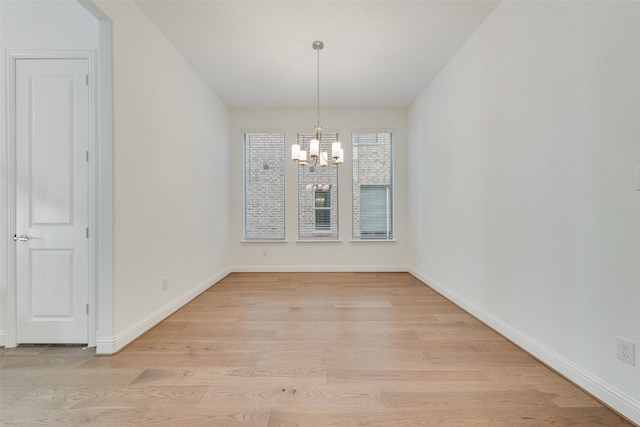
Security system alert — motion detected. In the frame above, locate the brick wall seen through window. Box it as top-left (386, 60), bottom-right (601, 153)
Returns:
top-left (243, 132), bottom-right (285, 240)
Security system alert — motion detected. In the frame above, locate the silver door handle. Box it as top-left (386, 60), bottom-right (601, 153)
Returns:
top-left (13, 234), bottom-right (31, 242)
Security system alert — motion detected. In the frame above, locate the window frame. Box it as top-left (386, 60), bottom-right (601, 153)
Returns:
top-left (314, 189), bottom-right (331, 231)
top-left (296, 132), bottom-right (340, 241)
top-left (242, 131), bottom-right (286, 241)
top-left (351, 131), bottom-right (394, 241)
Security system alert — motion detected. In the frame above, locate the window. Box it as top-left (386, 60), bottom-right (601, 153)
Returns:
top-left (352, 132), bottom-right (393, 240)
top-left (315, 190), bottom-right (331, 230)
top-left (297, 132), bottom-right (339, 240)
top-left (243, 132), bottom-right (285, 240)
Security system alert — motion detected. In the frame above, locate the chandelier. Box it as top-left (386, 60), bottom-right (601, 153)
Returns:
top-left (291, 40), bottom-right (344, 167)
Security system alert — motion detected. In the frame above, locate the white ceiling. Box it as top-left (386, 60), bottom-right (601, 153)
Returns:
top-left (136, 0), bottom-right (500, 110)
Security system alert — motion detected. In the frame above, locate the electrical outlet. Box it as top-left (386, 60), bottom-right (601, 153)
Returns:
top-left (161, 278), bottom-right (168, 291)
top-left (617, 337), bottom-right (635, 365)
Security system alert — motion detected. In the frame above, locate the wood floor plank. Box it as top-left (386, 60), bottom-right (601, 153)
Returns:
top-left (275, 328), bottom-right (419, 342)
top-left (381, 389), bottom-right (556, 409)
top-left (267, 408), bottom-right (514, 426)
top-left (129, 367), bottom-right (327, 387)
top-left (268, 406), bottom-right (632, 426)
top-left (199, 384), bottom-right (383, 409)
top-left (424, 350), bottom-right (542, 368)
top-left (505, 406), bottom-right (634, 425)
top-left (137, 407), bottom-right (270, 426)
top-left (482, 366), bottom-right (570, 385)
top-left (0, 408), bottom-right (149, 426)
top-left (326, 369), bottom-right (491, 385)
top-left (0, 272), bottom-right (634, 426)
top-left (2, 385), bottom-right (207, 413)
top-left (78, 351), bottom-right (261, 369)
top-left (126, 340), bottom-right (330, 354)
top-left (535, 383), bottom-right (606, 408)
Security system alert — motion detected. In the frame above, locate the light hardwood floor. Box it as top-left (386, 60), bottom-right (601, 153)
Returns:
top-left (0, 272), bottom-right (634, 426)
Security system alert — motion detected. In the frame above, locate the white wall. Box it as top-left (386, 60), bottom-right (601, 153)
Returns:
top-left (230, 109), bottom-right (408, 271)
top-left (408, 1), bottom-right (640, 423)
top-left (90, 1), bottom-right (231, 353)
top-left (0, 0), bottom-right (98, 49)
top-left (0, 0), bottom-right (99, 347)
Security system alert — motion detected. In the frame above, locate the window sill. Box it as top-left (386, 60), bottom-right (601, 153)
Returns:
top-left (295, 240), bottom-right (342, 243)
top-left (351, 239), bottom-right (397, 243)
top-left (242, 239), bottom-right (288, 244)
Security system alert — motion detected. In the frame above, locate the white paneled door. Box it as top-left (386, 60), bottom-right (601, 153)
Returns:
top-left (15, 58), bottom-right (90, 344)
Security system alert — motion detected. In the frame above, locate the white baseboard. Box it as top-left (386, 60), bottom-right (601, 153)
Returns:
top-left (95, 267), bottom-right (231, 355)
top-left (230, 264), bottom-right (410, 273)
top-left (407, 267), bottom-right (640, 426)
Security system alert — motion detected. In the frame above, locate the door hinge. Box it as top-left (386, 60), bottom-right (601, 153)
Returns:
top-left (85, 74), bottom-right (89, 86)
top-left (86, 151), bottom-right (89, 162)
top-left (86, 227), bottom-right (89, 238)
top-left (86, 303), bottom-right (89, 314)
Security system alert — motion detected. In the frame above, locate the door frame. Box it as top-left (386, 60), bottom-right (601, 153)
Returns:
top-left (4, 50), bottom-right (97, 347)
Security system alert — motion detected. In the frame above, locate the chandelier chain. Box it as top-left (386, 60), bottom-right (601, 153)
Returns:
top-left (316, 43), bottom-right (321, 132)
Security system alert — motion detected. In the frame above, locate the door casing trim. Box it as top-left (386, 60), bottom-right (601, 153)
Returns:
top-left (4, 50), bottom-right (97, 347)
